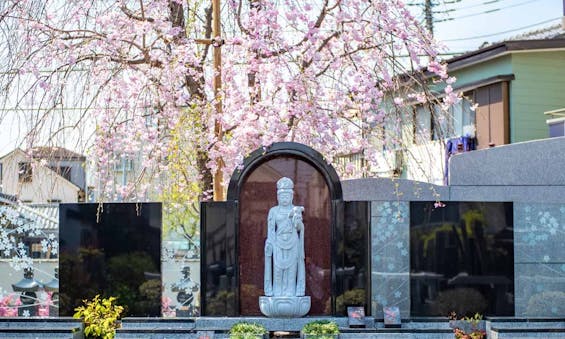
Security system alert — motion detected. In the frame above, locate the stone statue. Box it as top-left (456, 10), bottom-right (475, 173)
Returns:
top-left (260, 177), bottom-right (310, 317)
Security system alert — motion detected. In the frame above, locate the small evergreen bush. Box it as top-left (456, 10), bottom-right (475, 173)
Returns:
top-left (302, 320), bottom-right (340, 338)
top-left (73, 295), bottom-right (124, 339)
top-left (229, 322), bottom-right (268, 339)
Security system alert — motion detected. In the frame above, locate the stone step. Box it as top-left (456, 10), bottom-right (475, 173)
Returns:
top-left (0, 328), bottom-right (82, 339)
top-left (115, 329), bottom-right (208, 339)
top-left (340, 328), bottom-right (454, 339)
top-left (120, 317), bottom-right (196, 329)
top-left (0, 317), bottom-right (83, 338)
top-left (490, 327), bottom-right (565, 338)
top-left (0, 317), bottom-right (82, 329)
top-left (487, 317), bottom-right (565, 329)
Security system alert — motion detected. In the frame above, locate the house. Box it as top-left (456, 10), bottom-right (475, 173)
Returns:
top-left (0, 147), bottom-right (86, 203)
top-left (365, 36), bottom-right (565, 185)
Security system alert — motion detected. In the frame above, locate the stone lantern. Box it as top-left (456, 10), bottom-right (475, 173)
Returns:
top-left (43, 268), bottom-right (59, 316)
top-left (12, 268), bottom-right (42, 317)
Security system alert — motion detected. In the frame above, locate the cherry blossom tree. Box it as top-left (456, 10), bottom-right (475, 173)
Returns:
top-left (0, 0), bottom-right (458, 225)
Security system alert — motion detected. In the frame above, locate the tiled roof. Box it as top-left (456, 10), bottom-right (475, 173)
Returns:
top-left (0, 195), bottom-right (58, 230)
top-left (28, 146), bottom-right (86, 161)
top-left (508, 23), bottom-right (565, 41)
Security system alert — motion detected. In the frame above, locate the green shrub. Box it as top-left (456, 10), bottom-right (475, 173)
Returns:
top-left (73, 295), bottom-right (124, 339)
top-left (302, 320), bottom-right (340, 338)
top-left (229, 322), bottom-right (267, 339)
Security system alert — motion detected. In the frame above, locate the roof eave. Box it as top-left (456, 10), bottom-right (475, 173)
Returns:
top-left (446, 39), bottom-right (565, 72)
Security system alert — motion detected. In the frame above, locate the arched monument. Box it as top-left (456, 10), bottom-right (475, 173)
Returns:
top-left (200, 142), bottom-right (370, 317)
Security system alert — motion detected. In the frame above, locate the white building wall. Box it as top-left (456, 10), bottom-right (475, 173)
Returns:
top-left (0, 150), bottom-right (79, 203)
top-left (369, 141), bottom-right (446, 186)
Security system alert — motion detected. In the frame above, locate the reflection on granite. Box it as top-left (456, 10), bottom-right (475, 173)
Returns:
top-left (161, 258), bottom-right (201, 317)
top-left (371, 201), bottom-right (410, 318)
top-left (59, 203), bottom-right (162, 317)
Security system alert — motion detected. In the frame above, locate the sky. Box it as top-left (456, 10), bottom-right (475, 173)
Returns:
top-left (414, 0), bottom-right (564, 55)
top-left (0, 0), bottom-right (563, 157)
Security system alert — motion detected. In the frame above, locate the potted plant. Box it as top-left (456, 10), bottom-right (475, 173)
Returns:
top-left (229, 321), bottom-right (268, 339)
top-left (73, 295), bottom-right (124, 339)
top-left (449, 312), bottom-right (486, 339)
top-left (301, 320), bottom-right (340, 339)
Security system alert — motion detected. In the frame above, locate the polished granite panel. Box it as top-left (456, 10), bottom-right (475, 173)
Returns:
top-left (371, 201), bottom-right (410, 318)
top-left (372, 274), bottom-right (410, 319)
top-left (515, 263), bottom-right (565, 317)
top-left (514, 203), bottom-right (565, 263)
top-left (59, 203), bottom-right (161, 317)
top-left (238, 156), bottom-right (331, 316)
top-left (335, 201), bottom-right (370, 316)
top-left (410, 202), bottom-right (514, 317)
top-left (201, 201), bottom-right (237, 316)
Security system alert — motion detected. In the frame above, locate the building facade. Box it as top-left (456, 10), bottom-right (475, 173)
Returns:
top-left (0, 147), bottom-right (86, 203)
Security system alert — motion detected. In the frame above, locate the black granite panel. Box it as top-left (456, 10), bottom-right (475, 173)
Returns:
top-left (335, 201), bottom-right (370, 316)
top-left (200, 201), bottom-right (238, 316)
top-left (410, 202), bottom-right (514, 317)
top-left (59, 203), bottom-right (162, 317)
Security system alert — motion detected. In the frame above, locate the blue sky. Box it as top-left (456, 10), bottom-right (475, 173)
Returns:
top-left (410, 0), bottom-right (564, 54)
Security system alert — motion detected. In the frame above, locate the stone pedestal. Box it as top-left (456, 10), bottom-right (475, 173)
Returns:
top-left (259, 296), bottom-right (311, 318)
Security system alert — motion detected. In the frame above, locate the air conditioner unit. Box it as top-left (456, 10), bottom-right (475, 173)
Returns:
top-left (393, 150), bottom-right (404, 176)
top-left (547, 117), bottom-right (565, 137)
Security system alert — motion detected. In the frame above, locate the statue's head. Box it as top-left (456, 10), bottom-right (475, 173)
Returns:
top-left (276, 177), bottom-right (294, 206)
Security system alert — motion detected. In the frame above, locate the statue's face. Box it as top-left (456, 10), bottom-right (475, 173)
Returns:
top-left (277, 190), bottom-right (293, 206)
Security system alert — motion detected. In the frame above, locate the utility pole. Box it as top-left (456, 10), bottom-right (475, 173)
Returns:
top-left (424, 0), bottom-right (434, 37)
top-left (196, 0), bottom-right (224, 201)
top-left (562, 0), bottom-right (565, 30)
top-left (212, 0), bottom-right (224, 201)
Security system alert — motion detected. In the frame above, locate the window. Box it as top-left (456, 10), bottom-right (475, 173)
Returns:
top-left (459, 96), bottom-right (476, 137)
top-left (429, 97), bottom-right (476, 141)
top-left (0, 163), bottom-right (3, 183)
top-left (18, 162), bottom-right (32, 182)
top-left (474, 82), bottom-right (509, 149)
top-left (415, 105), bottom-right (432, 143)
top-left (49, 166), bottom-right (72, 182)
top-left (113, 158), bottom-right (133, 172)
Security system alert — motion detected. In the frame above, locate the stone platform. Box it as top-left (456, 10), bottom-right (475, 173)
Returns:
top-left (0, 316), bottom-right (563, 338)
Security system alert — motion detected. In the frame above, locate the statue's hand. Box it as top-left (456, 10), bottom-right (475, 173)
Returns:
top-left (295, 220), bottom-right (303, 232)
top-left (265, 242), bottom-right (273, 256)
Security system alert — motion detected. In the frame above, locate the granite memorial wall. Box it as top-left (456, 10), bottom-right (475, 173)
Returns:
top-left (59, 203), bottom-right (162, 317)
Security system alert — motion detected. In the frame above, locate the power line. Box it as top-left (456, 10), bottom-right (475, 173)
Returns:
top-left (443, 0), bottom-right (502, 11)
top-left (436, 0), bottom-right (543, 22)
top-left (443, 17), bottom-right (561, 41)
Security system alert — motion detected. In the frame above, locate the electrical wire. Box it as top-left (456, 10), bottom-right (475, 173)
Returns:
top-left (436, 0), bottom-right (543, 22)
top-left (443, 17), bottom-right (561, 41)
